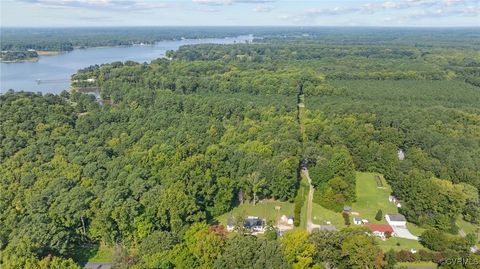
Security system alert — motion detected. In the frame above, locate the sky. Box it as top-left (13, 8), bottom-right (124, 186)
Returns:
top-left (1, 0), bottom-right (479, 27)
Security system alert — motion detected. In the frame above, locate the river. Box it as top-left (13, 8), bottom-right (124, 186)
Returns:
top-left (0, 35), bottom-right (253, 94)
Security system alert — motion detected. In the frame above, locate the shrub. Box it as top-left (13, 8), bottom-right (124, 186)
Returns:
top-left (417, 249), bottom-right (435, 262)
top-left (396, 250), bottom-right (416, 262)
top-left (375, 209), bottom-right (383, 221)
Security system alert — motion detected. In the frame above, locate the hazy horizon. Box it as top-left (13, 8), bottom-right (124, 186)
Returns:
top-left (1, 0), bottom-right (479, 28)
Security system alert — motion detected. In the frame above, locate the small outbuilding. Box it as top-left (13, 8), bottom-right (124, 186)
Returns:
top-left (385, 213), bottom-right (407, 227)
top-left (353, 218), bottom-right (362, 225)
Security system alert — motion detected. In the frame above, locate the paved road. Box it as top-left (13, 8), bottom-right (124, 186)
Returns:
top-left (302, 168), bottom-right (322, 233)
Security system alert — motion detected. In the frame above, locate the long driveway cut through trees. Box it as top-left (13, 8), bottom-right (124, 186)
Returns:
top-left (303, 168), bottom-right (322, 233)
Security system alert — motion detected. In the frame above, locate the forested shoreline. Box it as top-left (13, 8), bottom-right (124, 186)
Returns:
top-left (1, 29), bottom-right (480, 268)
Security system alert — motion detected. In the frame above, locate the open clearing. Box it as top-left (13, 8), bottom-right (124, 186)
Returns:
top-left (311, 172), bottom-right (410, 227)
top-left (218, 171), bottom-right (425, 251)
top-left (396, 261), bottom-right (437, 269)
top-left (216, 199), bottom-right (296, 226)
top-left (352, 172), bottom-right (399, 224)
top-left (311, 172), bottom-right (424, 250)
top-left (377, 237), bottom-right (425, 252)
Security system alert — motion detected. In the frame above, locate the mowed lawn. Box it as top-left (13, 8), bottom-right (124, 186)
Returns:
top-left (75, 244), bottom-right (114, 264)
top-left (352, 172), bottom-right (399, 224)
top-left (311, 202), bottom-right (345, 228)
top-left (215, 200), bottom-right (295, 226)
top-left (311, 172), bottom-right (398, 227)
top-left (311, 172), bottom-right (424, 251)
top-left (377, 237), bottom-right (425, 252)
top-left (396, 261), bottom-right (437, 269)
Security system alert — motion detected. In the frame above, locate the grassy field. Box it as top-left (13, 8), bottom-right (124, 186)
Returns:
top-left (377, 237), bottom-right (425, 252)
top-left (351, 172), bottom-right (399, 224)
top-left (310, 172), bottom-right (425, 251)
top-left (299, 176), bottom-right (309, 229)
top-left (87, 245), bottom-right (114, 262)
top-left (215, 199), bottom-right (296, 226)
top-left (311, 202), bottom-right (345, 228)
top-left (75, 244), bottom-right (114, 264)
top-left (396, 261), bottom-right (437, 269)
top-left (457, 217), bottom-right (479, 235)
top-left (311, 172), bottom-right (403, 227)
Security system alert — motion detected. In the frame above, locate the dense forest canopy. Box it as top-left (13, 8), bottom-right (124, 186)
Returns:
top-left (1, 28), bottom-right (480, 268)
top-left (3, 26), bottom-right (480, 51)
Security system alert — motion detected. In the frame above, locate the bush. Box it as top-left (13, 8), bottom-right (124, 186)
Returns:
top-left (417, 249), bottom-right (435, 262)
top-left (396, 250), bottom-right (416, 262)
top-left (420, 229), bottom-right (449, 251)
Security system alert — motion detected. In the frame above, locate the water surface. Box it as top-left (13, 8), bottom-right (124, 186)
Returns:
top-left (1, 35), bottom-right (252, 94)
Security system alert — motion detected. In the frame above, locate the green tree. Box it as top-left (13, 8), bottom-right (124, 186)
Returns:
top-left (184, 223), bottom-right (224, 268)
top-left (375, 209), bottom-right (383, 221)
top-left (341, 235), bottom-right (384, 269)
top-left (214, 235), bottom-right (287, 269)
top-left (280, 230), bottom-right (317, 269)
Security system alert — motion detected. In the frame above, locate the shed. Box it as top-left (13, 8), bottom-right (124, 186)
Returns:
top-left (385, 214), bottom-right (407, 227)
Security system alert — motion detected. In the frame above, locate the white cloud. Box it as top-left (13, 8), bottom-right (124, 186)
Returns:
top-left (192, 0), bottom-right (274, 6)
top-left (253, 4), bottom-right (273, 12)
top-left (19, 0), bottom-right (170, 11)
top-left (278, 0), bottom-right (479, 24)
top-left (192, 0), bottom-right (232, 6)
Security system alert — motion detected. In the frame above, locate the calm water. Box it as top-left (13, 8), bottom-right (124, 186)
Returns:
top-left (0, 35), bottom-right (252, 94)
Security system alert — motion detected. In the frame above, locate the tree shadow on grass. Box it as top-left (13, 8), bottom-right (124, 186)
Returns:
top-left (73, 243), bottom-right (100, 266)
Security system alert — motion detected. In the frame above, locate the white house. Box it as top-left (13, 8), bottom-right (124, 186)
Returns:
top-left (366, 224), bottom-right (395, 239)
top-left (244, 216), bottom-right (266, 233)
top-left (385, 214), bottom-right (407, 227)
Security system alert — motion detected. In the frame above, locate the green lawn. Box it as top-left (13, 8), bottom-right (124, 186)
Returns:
top-left (299, 176), bottom-right (309, 229)
top-left (396, 261), bottom-right (437, 269)
top-left (311, 202), bottom-right (345, 228)
top-left (311, 172), bottom-right (425, 249)
top-left (407, 223), bottom-right (426, 237)
top-left (74, 244), bottom-right (114, 264)
top-left (377, 237), bottom-right (425, 252)
top-left (88, 245), bottom-right (115, 262)
top-left (215, 200), bottom-right (295, 226)
top-left (311, 172), bottom-right (404, 228)
top-left (457, 217), bottom-right (479, 235)
top-left (351, 172), bottom-right (399, 224)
